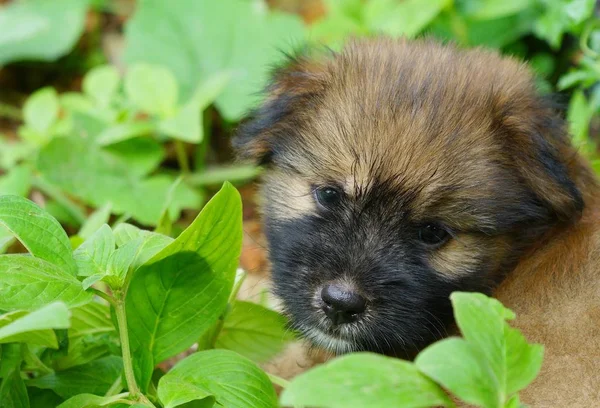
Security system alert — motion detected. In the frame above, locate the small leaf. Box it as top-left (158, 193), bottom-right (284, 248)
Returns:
top-left (96, 122), bottom-right (155, 146)
top-left (78, 204), bottom-right (113, 240)
top-left (82, 65), bottom-right (120, 108)
top-left (23, 87), bottom-right (59, 137)
top-left (0, 255), bottom-right (92, 311)
top-left (215, 301), bottom-right (295, 363)
top-left (73, 224), bottom-right (115, 277)
top-left (416, 338), bottom-right (500, 408)
top-left (125, 64), bottom-right (179, 116)
top-left (0, 195), bottom-right (77, 276)
top-left (0, 166), bottom-right (32, 197)
top-left (112, 223), bottom-right (145, 247)
top-left (365, 0), bottom-right (450, 38)
top-left (27, 356), bottom-right (123, 399)
top-left (0, 302), bottom-right (70, 348)
top-left (505, 326), bottom-right (544, 395)
top-left (282, 352), bottom-right (454, 408)
top-left (157, 349), bottom-right (277, 408)
top-left (127, 182), bottom-right (242, 391)
top-left (186, 165), bottom-right (262, 187)
top-left (155, 176), bottom-right (183, 236)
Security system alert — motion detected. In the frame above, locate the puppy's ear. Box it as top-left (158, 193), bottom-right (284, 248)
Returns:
top-left (501, 98), bottom-right (585, 223)
top-left (232, 55), bottom-right (327, 165)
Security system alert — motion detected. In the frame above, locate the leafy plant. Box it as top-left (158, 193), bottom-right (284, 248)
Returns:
top-left (281, 292), bottom-right (544, 408)
top-left (0, 183), bottom-right (294, 407)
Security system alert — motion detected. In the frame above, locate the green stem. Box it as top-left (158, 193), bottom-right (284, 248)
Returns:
top-left (104, 375), bottom-right (123, 397)
top-left (90, 288), bottom-right (116, 306)
top-left (174, 140), bottom-right (190, 173)
top-left (114, 296), bottom-right (147, 403)
top-left (267, 372), bottom-right (290, 389)
top-left (31, 175), bottom-right (87, 224)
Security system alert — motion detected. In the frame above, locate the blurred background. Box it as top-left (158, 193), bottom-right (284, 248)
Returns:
top-left (1, 0), bottom-right (599, 272)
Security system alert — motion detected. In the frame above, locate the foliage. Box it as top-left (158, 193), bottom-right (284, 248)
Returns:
top-left (282, 292), bottom-right (543, 408)
top-left (0, 184), bottom-right (293, 407)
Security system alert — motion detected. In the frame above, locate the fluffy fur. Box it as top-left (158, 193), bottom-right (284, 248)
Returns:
top-left (233, 38), bottom-right (600, 406)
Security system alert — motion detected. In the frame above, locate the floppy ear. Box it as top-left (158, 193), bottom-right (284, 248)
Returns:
top-left (500, 98), bottom-right (586, 223)
top-left (232, 56), bottom-right (328, 165)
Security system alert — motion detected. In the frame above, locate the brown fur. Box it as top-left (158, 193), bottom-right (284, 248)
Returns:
top-left (234, 38), bottom-right (600, 406)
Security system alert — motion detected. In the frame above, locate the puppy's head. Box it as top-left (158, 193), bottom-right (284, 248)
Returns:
top-left (233, 38), bottom-right (588, 357)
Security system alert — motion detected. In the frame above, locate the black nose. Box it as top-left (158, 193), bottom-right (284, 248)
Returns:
top-left (321, 284), bottom-right (366, 325)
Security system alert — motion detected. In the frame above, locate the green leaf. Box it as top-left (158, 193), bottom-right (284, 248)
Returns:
top-left (281, 352), bottom-right (454, 408)
top-left (22, 87), bottom-right (60, 140)
top-left (534, 0), bottom-right (596, 49)
top-left (0, 0), bottom-right (89, 65)
top-left (124, 0), bottom-right (306, 120)
top-left (0, 343), bottom-right (22, 379)
top-left (74, 225), bottom-right (115, 277)
top-left (0, 166), bottom-right (32, 197)
top-left (0, 302), bottom-right (70, 348)
top-left (27, 356), bottom-right (123, 399)
top-left (186, 165), bottom-right (262, 187)
top-left (82, 65), bottom-right (121, 108)
top-left (127, 182), bottom-right (242, 391)
top-left (58, 393), bottom-right (129, 408)
top-left (416, 338), bottom-right (500, 408)
top-left (365, 0), bottom-right (451, 38)
top-left (112, 223), bottom-right (146, 247)
top-left (154, 176), bottom-right (183, 236)
top-left (0, 255), bottom-right (92, 311)
top-left (125, 64), bottom-right (179, 117)
top-left (567, 90), bottom-right (595, 151)
top-left (96, 122), bottom-right (155, 146)
top-left (215, 301), bottom-right (295, 363)
top-left (157, 349), bottom-right (277, 408)
top-left (78, 204), bottom-right (113, 240)
top-left (37, 113), bottom-right (201, 225)
top-left (0, 368), bottom-right (30, 408)
top-left (461, 0), bottom-right (534, 20)
top-left (0, 195), bottom-right (77, 276)
top-left (504, 326), bottom-right (544, 395)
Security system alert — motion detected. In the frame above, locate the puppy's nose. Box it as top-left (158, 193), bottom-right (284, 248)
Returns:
top-left (321, 284), bottom-right (366, 325)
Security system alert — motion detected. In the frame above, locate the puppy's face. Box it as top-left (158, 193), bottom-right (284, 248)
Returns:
top-left (234, 39), bottom-right (585, 357)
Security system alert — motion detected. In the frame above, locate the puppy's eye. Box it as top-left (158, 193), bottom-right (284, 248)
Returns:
top-left (314, 186), bottom-right (342, 208)
top-left (418, 224), bottom-right (450, 247)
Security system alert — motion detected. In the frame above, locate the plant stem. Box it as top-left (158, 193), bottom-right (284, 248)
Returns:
top-left (267, 372), bottom-right (290, 389)
top-left (90, 288), bottom-right (116, 306)
top-left (114, 296), bottom-right (146, 403)
top-left (174, 140), bottom-right (190, 173)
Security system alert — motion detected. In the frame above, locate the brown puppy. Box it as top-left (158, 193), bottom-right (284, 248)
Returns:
top-left (233, 38), bottom-right (600, 406)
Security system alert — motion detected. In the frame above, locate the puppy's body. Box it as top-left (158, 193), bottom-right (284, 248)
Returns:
top-left (234, 38), bottom-right (600, 406)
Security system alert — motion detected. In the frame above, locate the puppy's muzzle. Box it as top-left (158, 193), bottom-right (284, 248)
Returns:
top-left (320, 283), bottom-right (367, 325)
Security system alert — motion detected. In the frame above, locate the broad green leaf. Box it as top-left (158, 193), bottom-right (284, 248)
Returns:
top-left (461, 0), bottom-right (533, 20)
top-left (0, 166), bottom-right (32, 197)
top-left (534, 0), bottom-right (596, 49)
top-left (0, 195), bottom-right (77, 276)
top-left (0, 140), bottom-right (34, 171)
top-left (27, 388), bottom-right (64, 408)
top-left (0, 343), bottom-right (22, 378)
top-left (27, 356), bottom-right (123, 399)
top-left (79, 204), bottom-right (113, 240)
top-left (157, 349), bottom-right (277, 408)
top-left (82, 65), bottom-right (120, 108)
top-left (37, 113), bottom-right (201, 225)
top-left (504, 326), bottom-right (544, 395)
top-left (113, 223), bottom-right (146, 247)
top-left (154, 176), bottom-right (183, 236)
top-left (22, 87), bottom-right (60, 142)
top-left (0, 255), bottom-right (92, 311)
top-left (73, 225), bottom-right (115, 277)
top-left (567, 90), bottom-right (595, 151)
top-left (127, 182), bottom-right (242, 391)
top-left (58, 393), bottom-right (129, 408)
top-left (365, 0), bottom-right (451, 38)
top-left (0, 368), bottom-right (30, 408)
top-left (187, 165), bottom-right (262, 187)
top-left (68, 301), bottom-right (114, 339)
top-left (282, 352), bottom-right (454, 408)
top-left (125, 64), bottom-right (178, 117)
top-left (0, 226), bottom-right (14, 254)
top-left (96, 122), bottom-right (155, 146)
top-left (124, 0), bottom-right (306, 120)
top-left (215, 301), bottom-right (295, 363)
top-left (416, 338), bottom-right (499, 408)
top-left (0, 0), bottom-right (89, 65)
top-left (0, 302), bottom-right (70, 348)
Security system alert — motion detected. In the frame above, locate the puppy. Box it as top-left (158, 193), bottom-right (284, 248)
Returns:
top-left (233, 38), bottom-right (600, 406)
